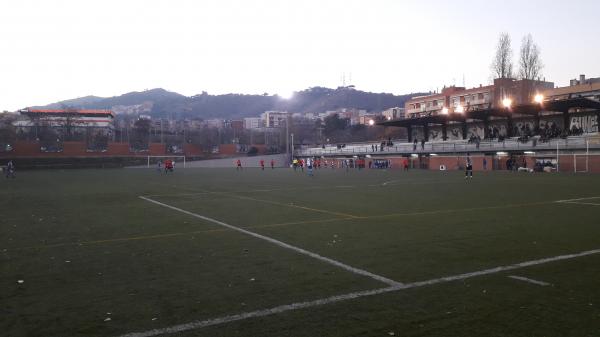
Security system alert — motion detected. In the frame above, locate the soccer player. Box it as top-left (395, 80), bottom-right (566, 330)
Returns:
top-left (5, 160), bottom-right (15, 179)
top-left (236, 159), bottom-right (242, 171)
top-left (465, 155), bottom-right (473, 179)
top-left (164, 159), bottom-right (174, 173)
top-left (306, 158), bottom-right (314, 177)
top-left (270, 159), bottom-right (275, 169)
top-left (260, 159), bottom-right (265, 170)
top-left (157, 160), bottom-right (163, 173)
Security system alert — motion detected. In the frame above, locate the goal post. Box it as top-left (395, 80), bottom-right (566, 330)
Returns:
top-left (574, 154), bottom-right (589, 173)
top-left (147, 155), bottom-right (186, 168)
top-left (574, 140), bottom-right (590, 173)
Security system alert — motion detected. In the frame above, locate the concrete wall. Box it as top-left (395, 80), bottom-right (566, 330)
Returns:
top-left (2, 141), bottom-right (168, 157)
top-left (185, 154), bottom-right (289, 168)
top-left (429, 155), bottom-right (494, 171)
top-left (427, 154), bottom-right (600, 173)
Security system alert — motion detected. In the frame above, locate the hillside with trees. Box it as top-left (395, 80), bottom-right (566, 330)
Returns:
top-left (36, 87), bottom-right (423, 119)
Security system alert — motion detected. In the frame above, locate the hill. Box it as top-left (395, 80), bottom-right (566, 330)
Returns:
top-left (42, 95), bottom-right (105, 109)
top-left (36, 87), bottom-right (423, 119)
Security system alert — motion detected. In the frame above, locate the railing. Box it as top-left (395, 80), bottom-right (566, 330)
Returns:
top-left (406, 108), bottom-right (424, 115)
top-left (295, 136), bottom-right (600, 157)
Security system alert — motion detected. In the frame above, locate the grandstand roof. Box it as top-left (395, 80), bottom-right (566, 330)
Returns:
top-left (379, 97), bottom-right (600, 128)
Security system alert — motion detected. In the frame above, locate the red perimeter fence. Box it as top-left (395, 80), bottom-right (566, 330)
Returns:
top-left (0, 141), bottom-right (271, 158)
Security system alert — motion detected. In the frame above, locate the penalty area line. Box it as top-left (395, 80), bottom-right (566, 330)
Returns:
top-left (508, 275), bottom-right (551, 286)
top-left (555, 196), bottom-right (600, 203)
top-left (139, 196), bottom-right (400, 287)
top-left (117, 247), bottom-right (600, 337)
top-left (558, 201), bottom-right (600, 207)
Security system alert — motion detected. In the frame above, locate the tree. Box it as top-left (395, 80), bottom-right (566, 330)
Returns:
top-left (130, 118), bottom-right (151, 151)
top-left (246, 146), bottom-right (259, 156)
top-left (0, 116), bottom-right (17, 151)
top-left (518, 34), bottom-right (543, 81)
top-left (60, 104), bottom-right (78, 141)
top-left (323, 114), bottom-right (348, 136)
top-left (491, 33), bottom-right (514, 79)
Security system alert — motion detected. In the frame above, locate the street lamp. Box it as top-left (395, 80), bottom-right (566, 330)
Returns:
top-left (455, 105), bottom-right (464, 113)
top-left (502, 98), bottom-right (513, 108)
top-left (368, 119), bottom-right (375, 126)
top-left (534, 94), bottom-right (544, 104)
top-left (441, 107), bottom-right (449, 114)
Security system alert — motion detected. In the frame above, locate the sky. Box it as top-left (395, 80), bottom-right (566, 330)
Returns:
top-left (1, 0), bottom-right (599, 111)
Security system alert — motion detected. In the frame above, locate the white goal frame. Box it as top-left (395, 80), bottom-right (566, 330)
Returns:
top-left (147, 155), bottom-right (186, 168)
top-left (573, 141), bottom-right (590, 173)
top-left (574, 154), bottom-right (588, 173)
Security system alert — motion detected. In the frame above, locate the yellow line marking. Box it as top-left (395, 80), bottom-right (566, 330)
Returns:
top-left (10, 217), bottom-right (347, 251)
top-left (10, 200), bottom-right (555, 251)
top-left (254, 217), bottom-right (354, 229)
top-left (216, 192), bottom-right (361, 218)
top-left (359, 201), bottom-right (553, 220)
top-left (148, 182), bottom-right (363, 218)
top-left (14, 228), bottom-right (229, 251)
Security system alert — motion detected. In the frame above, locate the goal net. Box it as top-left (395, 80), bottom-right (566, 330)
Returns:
top-left (574, 154), bottom-right (588, 173)
top-left (147, 156), bottom-right (186, 168)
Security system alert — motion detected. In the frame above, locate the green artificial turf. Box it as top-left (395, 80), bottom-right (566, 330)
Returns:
top-left (1, 167), bottom-right (600, 336)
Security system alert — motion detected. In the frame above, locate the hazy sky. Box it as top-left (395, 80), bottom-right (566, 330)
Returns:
top-left (1, 0), bottom-right (599, 111)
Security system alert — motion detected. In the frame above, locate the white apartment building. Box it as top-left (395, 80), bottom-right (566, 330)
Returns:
top-left (243, 117), bottom-right (264, 129)
top-left (261, 111), bottom-right (288, 128)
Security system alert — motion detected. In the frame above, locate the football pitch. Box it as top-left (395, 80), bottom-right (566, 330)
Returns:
top-left (2, 167), bottom-right (600, 337)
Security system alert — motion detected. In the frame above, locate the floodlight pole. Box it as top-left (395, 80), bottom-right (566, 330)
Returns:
top-left (285, 116), bottom-right (289, 156)
top-left (290, 133), bottom-right (294, 161)
top-left (556, 142), bottom-right (559, 172)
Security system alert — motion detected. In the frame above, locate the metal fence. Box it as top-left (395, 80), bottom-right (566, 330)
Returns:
top-left (295, 136), bottom-right (599, 157)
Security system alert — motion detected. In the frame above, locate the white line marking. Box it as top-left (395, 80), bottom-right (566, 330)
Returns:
top-left (560, 201), bottom-right (600, 207)
top-left (508, 275), bottom-right (551, 286)
top-left (381, 179), bottom-right (458, 187)
top-left (117, 247), bottom-right (600, 337)
top-left (144, 185), bottom-right (359, 198)
top-left (117, 286), bottom-right (399, 337)
top-left (381, 179), bottom-right (401, 186)
top-left (139, 196), bottom-right (401, 287)
top-left (555, 196), bottom-right (600, 203)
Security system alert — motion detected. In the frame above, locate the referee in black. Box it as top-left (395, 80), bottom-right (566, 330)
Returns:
top-left (465, 155), bottom-right (473, 179)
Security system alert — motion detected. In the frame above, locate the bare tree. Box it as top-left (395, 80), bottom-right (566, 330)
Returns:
top-left (491, 33), bottom-right (514, 79)
top-left (518, 34), bottom-right (543, 80)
